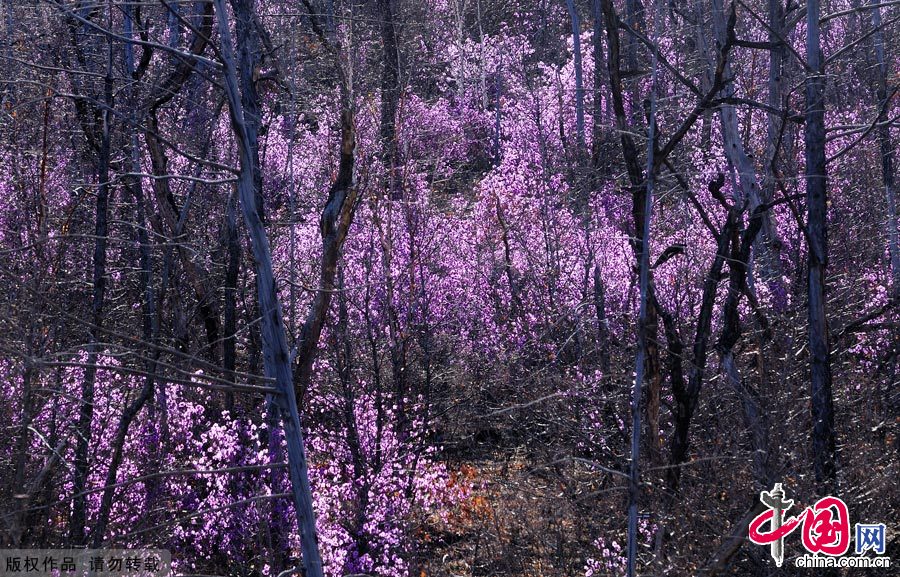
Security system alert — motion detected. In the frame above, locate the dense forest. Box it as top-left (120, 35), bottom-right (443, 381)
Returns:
top-left (0, 0), bottom-right (897, 575)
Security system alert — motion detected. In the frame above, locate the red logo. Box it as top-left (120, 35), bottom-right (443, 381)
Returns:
top-left (800, 496), bottom-right (850, 555)
top-left (749, 484), bottom-right (850, 566)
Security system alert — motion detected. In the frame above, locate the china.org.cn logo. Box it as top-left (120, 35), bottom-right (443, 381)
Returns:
top-left (748, 483), bottom-right (890, 569)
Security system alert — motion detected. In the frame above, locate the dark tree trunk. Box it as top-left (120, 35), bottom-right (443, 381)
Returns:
top-left (380, 0), bottom-right (401, 199)
top-left (376, 0), bottom-right (410, 433)
top-left (9, 362), bottom-right (35, 545)
top-left (141, 1), bottom-right (220, 365)
top-left (666, 176), bottom-right (735, 492)
top-left (717, 206), bottom-right (773, 489)
top-left (70, 3), bottom-right (114, 543)
top-left (90, 8), bottom-right (160, 541)
top-left (868, 0), bottom-right (899, 376)
top-left (762, 0), bottom-right (789, 285)
top-left (600, 0), bottom-right (643, 194)
top-left (590, 0), bottom-right (610, 178)
top-left (231, 0), bottom-right (266, 222)
top-left (566, 0), bottom-right (590, 216)
top-left (804, 0), bottom-right (836, 492)
top-left (593, 264), bottom-right (611, 375)
top-left (91, 152), bottom-right (158, 547)
top-left (335, 266), bottom-right (371, 571)
top-left (565, 0), bottom-right (586, 151)
top-left (144, 117), bottom-right (221, 365)
top-left (627, 2), bottom-right (659, 572)
top-left (645, 283), bottom-right (662, 465)
top-left (223, 188), bottom-right (241, 412)
top-left (623, 0), bottom-right (645, 133)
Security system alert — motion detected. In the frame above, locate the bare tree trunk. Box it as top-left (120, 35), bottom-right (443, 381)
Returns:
top-left (91, 7), bottom-right (159, 541)
top-left (804, 0), bottom-right (836, 493)
top-left (335, 266), bottom-right (371, 571)
top-left (215, 3), bottom-right (323, 575)
top-left (651, 188), bottom-right (753, 570)
top-left (600, 0), bottom-right (738, 495)
top-left (143, 119), bottom-right (222, 364)
top-left (627, 1), bottom-right (660, 573)
top-left (623, 0), bottom-right (645, 131)
top-left (566, 0), bottom-right (590, 216)
top-left (216, 1), bottom-right (360, 574)
top-left (666, 175), bottom-right (736, 492)
top-left (565, 0), bottom-right (586, 151)
top-left (165, 0), bottom-right (180, 48)
top-left (709, 0), bottom-right (760, 209)
top-left (141, 0), bottom-right (221, 365)
top-left (868, 0), bottom-right (899, 344)
top-left (708, 0), bottom-right (784, 290)
top-left (598, 0), bottom-right (644, 239)
top-left (593, 264), bottom-right (611, 375)
top-left (600, 8), bottom-right (665, 564)
top-left (91, 152), bottom-right (158, 547)
top-left (9, 361), bottom-right (35, 545)
top-left (70, 1), bottom-right (114, 544)
top-left (292, 1), bottom-right (359, 402)
top-left (762, 0), bottom-right (788, 286)
top-left (380, 0), bottom-right (400, 199)
top-left (591, 0), bottom-right (611, 180)
top-left (223, 188), bottom-right (240, 412)
top-left (646, 285), bottom-right (662, 465)
top-left (717, 206), bottom-right (772, 489)
top-left (231, 0), bottom-right (266, 221)
top-left (376, 0), bottom-right (413, 435)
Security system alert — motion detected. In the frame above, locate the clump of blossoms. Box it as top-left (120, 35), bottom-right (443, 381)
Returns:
top-left (157, 385), bottom-right (464, 577)
top-left (9, 354), bottom-right (462, 577)
top-left (584, 519), bottom-right (657, 577)
top-left (307, 388), bottom-right (468, 577)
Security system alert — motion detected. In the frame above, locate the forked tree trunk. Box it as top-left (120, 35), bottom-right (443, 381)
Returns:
top-left (91, 5), bottom-right (158, 543)
top-left (142, 1), bottom-right (221, 364)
